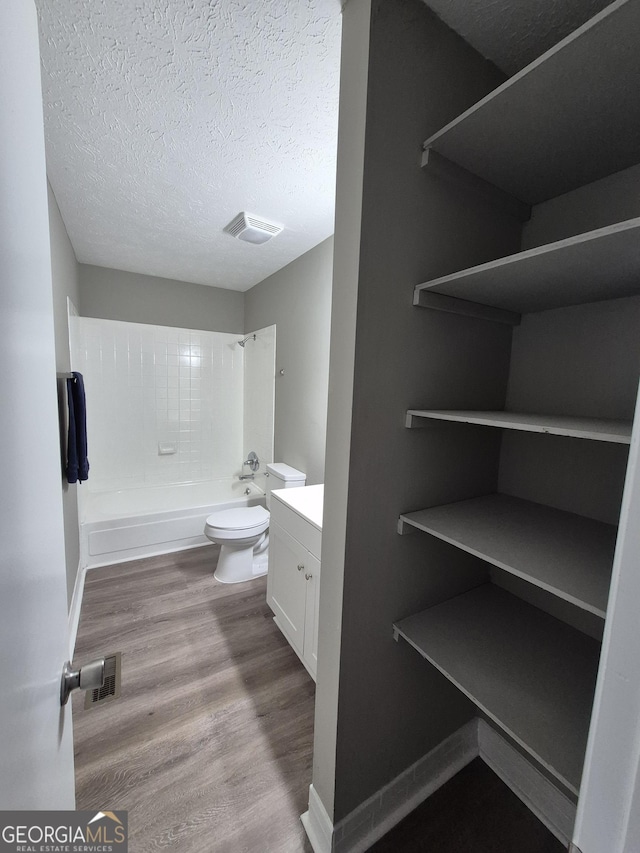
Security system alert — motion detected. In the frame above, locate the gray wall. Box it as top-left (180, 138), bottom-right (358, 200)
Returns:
top-left (79, 264), bottom-right (244, 334)
top-left (244, 238), bottom-right (333, 485)
top-left (48, 183), bottom-right (81, 608)
top-left (523, 162), bottom-right (640, 249)
top-left (311, 0), bottom-right (370, 817)
top-left (315, 0), bottom-right (523, 821)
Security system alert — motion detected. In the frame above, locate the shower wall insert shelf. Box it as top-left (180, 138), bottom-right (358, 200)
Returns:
top-left (394, 0), bottom-right (640, 818)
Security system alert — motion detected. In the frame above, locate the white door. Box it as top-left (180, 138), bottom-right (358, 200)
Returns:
top-left (572, 386), bottom-right (640, 853)
top-left (0, 0), bottom-right (76, 809)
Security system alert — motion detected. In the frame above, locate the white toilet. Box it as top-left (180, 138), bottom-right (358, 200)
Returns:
top-left (204, 462), bottom-right (306, 584)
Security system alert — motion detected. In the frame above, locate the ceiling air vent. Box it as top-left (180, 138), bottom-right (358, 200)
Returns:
top-left (225, 212), bottom-right (283, 244)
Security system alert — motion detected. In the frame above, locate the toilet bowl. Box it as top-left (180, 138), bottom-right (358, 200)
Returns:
top-left (204, 462), bottom-right (306, 584)
top-left (205, 505), bottom-right (270, 584)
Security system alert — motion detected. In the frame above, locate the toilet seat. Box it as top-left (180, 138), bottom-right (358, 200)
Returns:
top-left (203, 462), bottom-right (306, 584)
top-left (205, 505), bottom-right (269, 541)
top-left (204, 504), bottom-right (270, 584)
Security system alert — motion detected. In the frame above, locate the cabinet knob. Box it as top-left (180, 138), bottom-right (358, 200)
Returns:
top-left (297, 564), bottom-right (304, 572)
top-left (305, 572), bottom-right (313, 581)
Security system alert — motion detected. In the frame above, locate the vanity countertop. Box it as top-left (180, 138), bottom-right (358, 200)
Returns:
top-left (270, 484), bottom-right (324, 531)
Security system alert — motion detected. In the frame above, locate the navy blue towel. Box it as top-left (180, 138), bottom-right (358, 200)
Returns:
top-left (66, 371), bottom-right (89, 484)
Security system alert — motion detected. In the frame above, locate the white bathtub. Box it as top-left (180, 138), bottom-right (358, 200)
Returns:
top-left (80, 479), bottom-right (266, 568)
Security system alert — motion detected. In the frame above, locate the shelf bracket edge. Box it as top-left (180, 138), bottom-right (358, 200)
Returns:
top-left (406, 411), bottom-right (429, 428)
top-left (413, 289), bottom-right (521, 326)
top-left (397, 516), bottom-right (416, 535)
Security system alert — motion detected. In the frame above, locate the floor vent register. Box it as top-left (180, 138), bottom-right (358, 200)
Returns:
top-left (84, 651), bottom-right (122, 709)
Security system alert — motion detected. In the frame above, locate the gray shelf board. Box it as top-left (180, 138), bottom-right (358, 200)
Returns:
top-left (405, 410), bottom-right (632, 444)
top-left (414, 217), bottom-right (640, 314)
top-left (399, 494), bottom-right (617, 617)
top-left (393, 584), bottom-right (600, 794)
top-left (422, 0), bottom-right (640, 205)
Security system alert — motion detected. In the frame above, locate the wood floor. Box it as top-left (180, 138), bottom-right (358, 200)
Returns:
top-left (72, 545), bottom-right (316, 852)
top-left (74, 546), bottom-right (565, 853)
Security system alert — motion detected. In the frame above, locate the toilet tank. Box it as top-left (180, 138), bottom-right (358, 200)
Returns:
top-left (265, 463), bottom-right (306, 508)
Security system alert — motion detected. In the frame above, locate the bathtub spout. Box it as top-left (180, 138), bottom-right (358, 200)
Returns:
top-left (239, 473), bottom-right (255, 481)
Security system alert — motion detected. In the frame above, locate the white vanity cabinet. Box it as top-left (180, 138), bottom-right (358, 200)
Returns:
top-left (267, 484), bottom-right (323, 681)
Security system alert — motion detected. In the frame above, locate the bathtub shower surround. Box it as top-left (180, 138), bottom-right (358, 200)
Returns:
top-left (75, 319), bottom-right (242, 490)
top-left (72, 318), bottom-right (276, 566)
top-left (74, 319), bottom-right (275, 492)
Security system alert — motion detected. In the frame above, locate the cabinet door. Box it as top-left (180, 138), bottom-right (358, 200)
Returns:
top-left (267, 521), bottom-right (309, 656)
top-left (303, 555), bottom-right (321, 679)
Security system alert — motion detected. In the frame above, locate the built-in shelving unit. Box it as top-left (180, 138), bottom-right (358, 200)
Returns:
top-left (398, 495), bottom-right (616, 617)
top-left (394, 0), bottom-right (640, 825)
top-left (421, 0), bottom-right (640, 206)
top-left (405, 410), bottom-right (632, 444)
top-left (393, 584), bottom-right (601, 794)
top-left (414, 218), bottom-right (640, 315)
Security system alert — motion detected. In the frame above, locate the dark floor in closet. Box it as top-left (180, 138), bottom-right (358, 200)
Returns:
top-left (369, 758), bottom-right (565, 853)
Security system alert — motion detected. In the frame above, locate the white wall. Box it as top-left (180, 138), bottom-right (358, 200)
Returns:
top-left (244, 238), bottom-right (333, 485)
top-left (48, 183), bottom-right (81, 606)
top-left (49, 185), bottom-right (79, 372)
top-left (75, 318), bottom-right (245, 491)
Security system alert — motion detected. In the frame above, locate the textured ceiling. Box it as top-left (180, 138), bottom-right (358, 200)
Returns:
top-left (37, 0), bottom-right (342, 291)
top-left (423, 0), bottom-right (613, 76)
top-left (38, 0), bottom-right (615, 292)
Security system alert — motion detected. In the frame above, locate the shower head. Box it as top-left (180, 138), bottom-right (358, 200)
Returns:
top-left (238, 334), bottom-right (256, 348)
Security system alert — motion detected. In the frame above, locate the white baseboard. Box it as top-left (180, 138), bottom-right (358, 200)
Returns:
top-left (67, 560), bottom-right (86, 660)
top-left (301, 717), bottom-right (576, 852)
top-left (301, 719), bottom-right (478, 853)
top-left (302, 785), bottom-right (334, 853)
top-left (334, 718), bottom-right (478, 853)
top-left (478, 720), bottom-right (576, 847)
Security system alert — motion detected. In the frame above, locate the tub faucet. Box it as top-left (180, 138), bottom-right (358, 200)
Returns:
top-left (244, 451), bottom-right (259, 472)
top-left (239, 451), bottom-right (259, 480)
